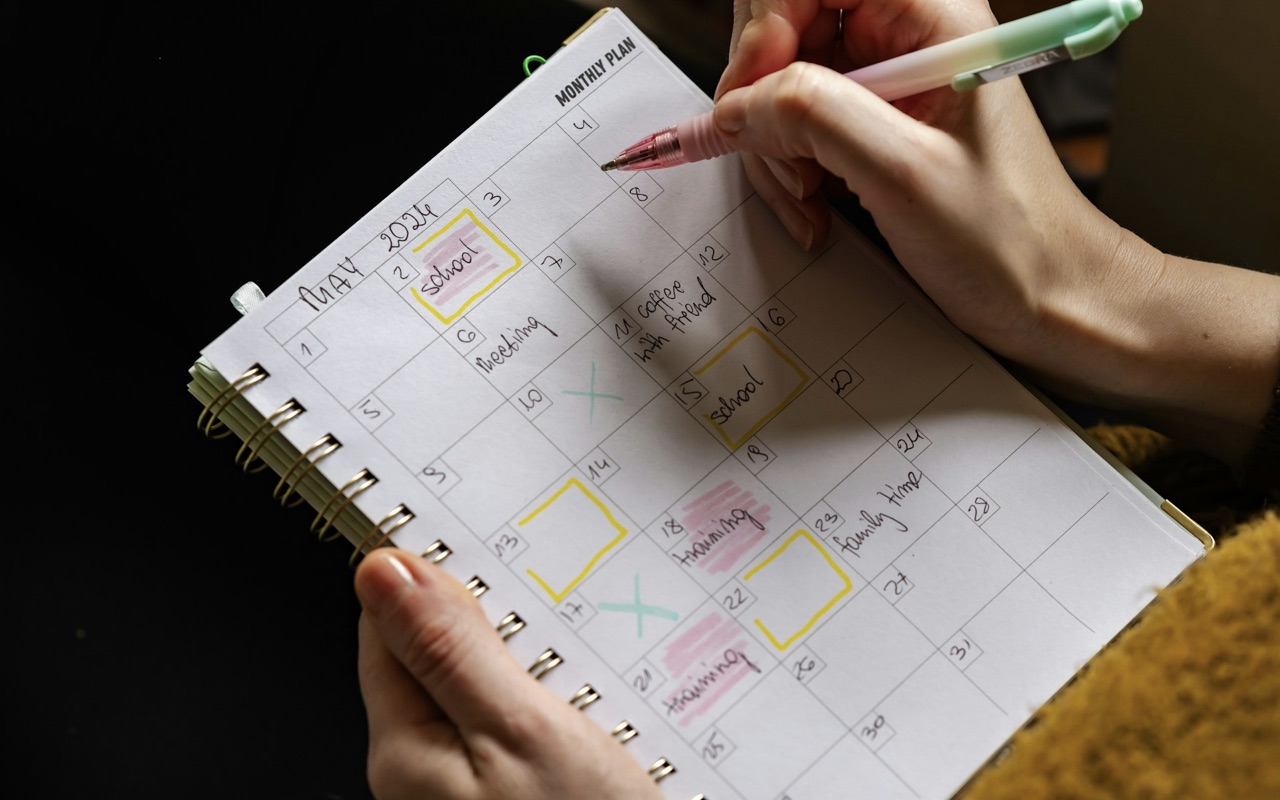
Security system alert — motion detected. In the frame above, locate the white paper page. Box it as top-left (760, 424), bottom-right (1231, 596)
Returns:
top-left (201, 10), bottom-right (1205, 799)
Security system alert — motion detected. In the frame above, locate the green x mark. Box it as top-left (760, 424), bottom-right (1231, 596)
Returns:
top-left (562, 361), bottom-right (622, 422)
top-left (597, 573), bottom-right (679, 638)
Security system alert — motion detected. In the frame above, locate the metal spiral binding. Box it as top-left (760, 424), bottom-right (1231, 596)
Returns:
top-left (348, 504), bottom-right (415, 566)
top-left (197, 363), bottom-right (268, 438)
top-left (647, 757), bottom-right (676, 783)
top-left (421, 539), bottom-right (452, 563)
top-left (611, 720), bottom-right (638, 744)
top-left (496, 612), bottom-right (525, 640)
top-left (234, 398), bottom-right (304, 473)
top-left (569, 684), bottom-right (600, 710)
top-left (273, 433), bottom-right (341, 507)
top-left (311, 468), bottom-right (377, 542)
top-left (197, 365), bottom-right (699, 794)
top-left (527, 648), bottom-right (563, 680)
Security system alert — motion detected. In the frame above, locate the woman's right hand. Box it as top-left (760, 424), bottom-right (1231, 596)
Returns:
top-left (712, 0), bottom-right (1280, 468)
top-left (714, 0), bottom-right (1119, 355)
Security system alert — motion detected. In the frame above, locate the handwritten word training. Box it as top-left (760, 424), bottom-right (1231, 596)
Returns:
top-left (671, 508), bottom-right (766, 568)
top-left (663, 648), bottom-right (761, 717)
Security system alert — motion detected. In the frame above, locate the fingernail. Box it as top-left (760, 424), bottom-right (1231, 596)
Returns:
top-left (714, 90), bottom-right (746, 133)
top-left (356, 551), bottom-right (418, 616)
top-left (763, 156), bottom-right (804, 200)
top-left (384, 553), bottom-right (417, 586)
top-left (775, 202), bottom-right (815, 251)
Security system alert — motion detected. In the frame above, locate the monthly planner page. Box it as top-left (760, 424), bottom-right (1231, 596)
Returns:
top-left (202, 10), bottom-right (1204, 799)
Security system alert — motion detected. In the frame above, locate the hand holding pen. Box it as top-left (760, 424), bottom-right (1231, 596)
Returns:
top-left (602, 0), bottom-right (1141, 172)
top-left (602, 0), bottom-right (1280, 473)
top-left (603, 0), bottom-right (1203, 434)
top-left (354, 4), bottom-right (1280, 792)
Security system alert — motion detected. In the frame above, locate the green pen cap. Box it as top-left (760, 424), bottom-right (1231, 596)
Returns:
top-left (943, 0), bottom-right (1144, 93)
top-left (846, 0), bottom-right (1145, 99)
top-left (1064, 0), bottom-right (1142, 59)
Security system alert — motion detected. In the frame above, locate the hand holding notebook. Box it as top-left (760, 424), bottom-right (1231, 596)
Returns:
top-left (355, 547), bottom-right (665, 800)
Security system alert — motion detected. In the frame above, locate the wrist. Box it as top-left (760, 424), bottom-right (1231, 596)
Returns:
top-left (1019, 219), bottom-right (1280, 465)
top-left (1027, 220), bottom-right (1162, 406)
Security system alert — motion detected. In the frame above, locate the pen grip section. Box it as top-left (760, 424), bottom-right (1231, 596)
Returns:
top-left (676, 112), bottom-right (736, 164)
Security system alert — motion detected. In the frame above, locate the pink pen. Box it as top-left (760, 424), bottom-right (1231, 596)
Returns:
top-left (601, 0), bottom-right (1141, 172)
top-left (600, 115), bottom-right (734, 172)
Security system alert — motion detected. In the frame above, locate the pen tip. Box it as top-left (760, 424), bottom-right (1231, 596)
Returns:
top-left (600, 161), bottom-right (617, 172)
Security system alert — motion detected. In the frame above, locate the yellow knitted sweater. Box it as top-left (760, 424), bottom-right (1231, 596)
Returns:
top-left (962, 425), bottom-right (1280, 799)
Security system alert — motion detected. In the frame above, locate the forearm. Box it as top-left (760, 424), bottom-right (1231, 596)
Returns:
top-left (1020, 218), bottom-right (1280, 467)
top-left (706, 0), bottom-right (1279, 469)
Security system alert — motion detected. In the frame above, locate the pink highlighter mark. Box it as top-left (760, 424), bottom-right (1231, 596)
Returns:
top-left (417, 222), bottom-right (499, 305)
top-left (660, 610), bottom-right (762, 727)
top-left (672, 480), bottom-right (772, 575)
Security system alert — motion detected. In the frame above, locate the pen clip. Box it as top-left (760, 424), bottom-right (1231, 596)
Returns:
top-left (951, 11), bottom-right (1131, 93)
top-left (950, 44), bottom-right (1070, 92)
top-left (1062, 16), bottom-right (1126, 59)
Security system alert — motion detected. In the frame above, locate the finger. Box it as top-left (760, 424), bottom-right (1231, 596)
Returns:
top-left (727, 0), bottom-right (752, 60)
top-left (716, 0), bottom-right (824, 98)
top-left (357, 611), bottom-right (442, 731)
top-left (742, 151), bottom-right (831, 251)
top-left (714, 61), bottom-right (942, 207)
top-left (727, 2), bottom-right (837, 62)
top-left (838, 0), bottom-right (997, 68)
top-left (358, 613), bottom-right (478, 800)
top-left (796, 7), bottom-right (842, 64)
top-left (353, 548), bottom-right (540, 738)
top-left (762, 154), bottom-right (826, 200)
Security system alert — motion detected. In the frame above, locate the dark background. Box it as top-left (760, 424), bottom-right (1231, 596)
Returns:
top-left (11, 0), bottom-right (1274, 797)
top-left (11, 1), bottom-right (716, 797)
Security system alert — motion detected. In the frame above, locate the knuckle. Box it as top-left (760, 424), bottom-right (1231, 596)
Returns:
top-left (770, 62), bottom-right (830, 128)
top-left (891, 132), bottom-right (959, 205)
top-left (394, 597), bottom-right (477, 689)
top-left (365, 739), bottom-right (418, 800)
top-left (501, 701), bottom-right (560, 753)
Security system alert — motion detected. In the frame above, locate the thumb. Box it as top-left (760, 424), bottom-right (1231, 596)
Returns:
top-left (354, 547), bottom-right (541, 738)
top-left (713, 61), bottom-right (941, 201)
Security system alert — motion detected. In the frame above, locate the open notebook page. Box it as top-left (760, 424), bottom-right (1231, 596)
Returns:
top-left (200, 9), bottom-right (1204, 799)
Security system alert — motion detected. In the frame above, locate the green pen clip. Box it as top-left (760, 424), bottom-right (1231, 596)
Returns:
top-left (950, 0), bottom-right (1142, 92)
top-left (1062, 12), bottom-right (1130, 58)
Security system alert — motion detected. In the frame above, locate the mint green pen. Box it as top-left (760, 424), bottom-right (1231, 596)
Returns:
top-left (603, 0), bottom-right (1143, 172)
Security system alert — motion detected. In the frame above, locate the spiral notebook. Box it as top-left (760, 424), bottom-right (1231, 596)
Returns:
top-left (188, 8), bottom-right (1211, 799)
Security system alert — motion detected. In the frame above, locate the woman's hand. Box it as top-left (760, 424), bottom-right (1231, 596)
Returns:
top-left (713, 0), bottom-right (1280, 467)
top-left (713, 0), bottom-right (1101, 354)
top-left (355, 548), bottom-right (663, 800)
